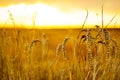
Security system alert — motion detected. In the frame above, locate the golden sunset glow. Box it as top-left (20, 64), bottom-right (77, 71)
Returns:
top-left (0, 1), bottom-right (120, 28)
top-left (1, 1), bottom-right (120, 79)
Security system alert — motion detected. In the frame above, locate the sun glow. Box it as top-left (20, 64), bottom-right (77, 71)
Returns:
top-left (0, 3), bottom-right (118, 28)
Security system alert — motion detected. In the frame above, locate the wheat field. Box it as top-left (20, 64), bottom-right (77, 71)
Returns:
top-left (0, 27), bottom-right (120, 80)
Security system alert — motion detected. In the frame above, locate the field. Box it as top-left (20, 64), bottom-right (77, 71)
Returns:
top-left (0, 27), bottom-right (120, 80)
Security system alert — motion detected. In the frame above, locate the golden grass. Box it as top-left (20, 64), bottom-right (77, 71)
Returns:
top-left (0, 28), bottom-right (120, 80)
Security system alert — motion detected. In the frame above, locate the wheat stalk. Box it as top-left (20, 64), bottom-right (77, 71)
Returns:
top-left (111, 39), bottom-right (120, 59)
top-left (101, 5), bottom-right (104, 29)
top-left (105, 15), bottom-right (116, 28)
top-left (77, 9), bottom-right (88, 39)
top-left (8, 10), bottom-right (15, 27)
top-left (41, 33), bottom-right (49, 60)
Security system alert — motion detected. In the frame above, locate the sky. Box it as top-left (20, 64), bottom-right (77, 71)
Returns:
top-left (0, 0), bottom-right (120, 28)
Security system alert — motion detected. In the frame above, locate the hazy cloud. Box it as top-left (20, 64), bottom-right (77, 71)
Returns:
top-left (0, 0), bottom-right (120, 14)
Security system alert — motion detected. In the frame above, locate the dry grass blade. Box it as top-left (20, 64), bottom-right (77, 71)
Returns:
top-left (77, 9), bottom-right (88, 39)
top-left (85, 71), bottom-right (90, 80)
top-left (81, 9), bottom-right (88, 29)
top-left (32, 11), bottom-right (37, 28)
top-left (8, 10), bottom-right (15, 27)
top-left (105, 15), bottom-right (116, 28)
top-left (111, 39), bottom-right (120, 58)
top-left (95, 25), bottom-right (102, 39)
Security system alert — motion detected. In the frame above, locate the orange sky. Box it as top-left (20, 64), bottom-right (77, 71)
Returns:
top-left (0, 0), bottom-right (120, 28)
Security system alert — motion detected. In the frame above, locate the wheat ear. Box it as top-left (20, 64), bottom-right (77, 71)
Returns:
top-left (56, 43), bottom-right (62, 61)
top-left (28, 39), bottom-right (41, 54)
top-left (62, 37), bottom-right (70, 59)
top-left (86, 29), bottom-right (93, 70)
top-left (103, 29), bottom-right (110, 62)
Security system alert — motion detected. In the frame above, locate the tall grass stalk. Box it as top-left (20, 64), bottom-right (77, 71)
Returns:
top-left (77, 9), bottom-right (88, 39)
top-left (42, 33), bottom-right (49, 60)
